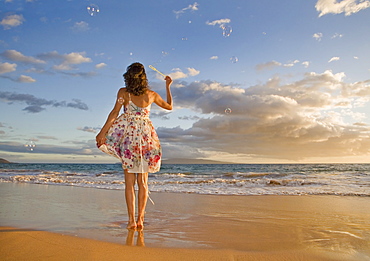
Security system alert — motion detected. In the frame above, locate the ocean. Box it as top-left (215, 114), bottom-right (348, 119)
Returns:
top-left (0, 163), bottom-right (369, 197)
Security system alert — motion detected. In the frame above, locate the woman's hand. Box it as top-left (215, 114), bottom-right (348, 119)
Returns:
top-left (165, 76), bottom-right (172, 86)
top-left (96, 132), bottom-right (106, 148)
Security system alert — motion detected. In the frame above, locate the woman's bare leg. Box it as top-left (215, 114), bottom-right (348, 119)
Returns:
top-left (136, 172), bottom-right (148, 229)
top-left (124, 169), bottom-right (137, 229)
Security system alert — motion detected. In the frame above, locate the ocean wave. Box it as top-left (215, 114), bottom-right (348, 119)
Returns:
top-left (1, 163), bottom-right (369, 197)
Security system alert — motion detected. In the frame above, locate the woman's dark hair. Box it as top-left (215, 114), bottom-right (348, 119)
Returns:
top-left (123, 62), bottom-right (149, 96)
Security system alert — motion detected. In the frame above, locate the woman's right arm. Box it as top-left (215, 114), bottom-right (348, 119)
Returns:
top-left (96, 90), bottom-right (124, 147)
top-left (154, 76), bottom-right (173, 110)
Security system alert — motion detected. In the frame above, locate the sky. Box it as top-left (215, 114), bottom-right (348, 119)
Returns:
top-left (0, 0), bottom-right (370, 164)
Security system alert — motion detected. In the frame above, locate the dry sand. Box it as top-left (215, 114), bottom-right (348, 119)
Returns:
top-left (1, 183), bottom-right (369, 260)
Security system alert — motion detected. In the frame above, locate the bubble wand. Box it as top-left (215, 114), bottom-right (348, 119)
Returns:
top-left (149, 65), bottom-right (166, 78)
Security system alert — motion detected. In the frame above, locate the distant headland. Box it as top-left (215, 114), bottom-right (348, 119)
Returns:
top-left (0, 158), bottom-right (13, 164)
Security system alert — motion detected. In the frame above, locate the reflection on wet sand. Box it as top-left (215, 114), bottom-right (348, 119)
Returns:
top-left (126, 229), bottom-right (145, 247)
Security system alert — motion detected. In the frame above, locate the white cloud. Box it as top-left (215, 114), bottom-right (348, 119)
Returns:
top-left (283, 60), bottom-right (299, 67)
top-left (331, 33), bottom-right (343, 38)
top-left (95, 63), bottom-right (107, 69)
top-left (0, 14), bottom-right (25, 30)
top-left (71, 21), bottom-right (89, 32)
top-left (173, 2), bottom-right (199, 18)
top-left (328, 56), bottom-right (340, 63)
top-left (39, 51), bottom-right (92, 71)
top-left (17, 75), bottom-right (36, 83)
top-left (167, 67), bottom-right (200, 80)
top-left (302, 61), bottom-right (310, 68)
top-left (313, 32), bottom-right (323, 41)
top-left (187, 67), bottom-right (200, 76)
top-left (1, 50), bottom-right (46, 64)
top-left (316, 0), bottom-right (370, 17)
top-left (210, 56), bottom-right (218, 60)
top-left (256, 60), bottom-right (302, 71)
top-left (63, 52), bottom-right (91, 64)
top-left (255, 60), bottom-right (282, 71)
top-left (206, 18), bottom-right (231, 26)
top-left (0, 62), bottom-right (17, 74)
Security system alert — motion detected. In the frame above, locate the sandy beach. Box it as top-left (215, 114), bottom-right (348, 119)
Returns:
top-left (1, 182), bottom-right (369, 260)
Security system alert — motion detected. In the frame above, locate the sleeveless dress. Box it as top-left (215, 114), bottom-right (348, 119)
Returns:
top-left (99, 95), bottom-right (161, 173)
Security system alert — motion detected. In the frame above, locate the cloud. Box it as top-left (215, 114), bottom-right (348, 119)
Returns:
top-left (0, 91), bottom-right (89, 113)
top-left (17, 75), bottom-right (36, 83)
top-left (60, 71), bottom-right (97, 78)
top-left (37, 136), bottom-right (58, 140)
top-left (149, 111), bottom-right (171, 120)
top-left (71, 21), bottom-right (89, 32)
top-left (178, 115), bottom-right (201, 121)
top-left (302, 61), bottom-right (310, 68)
top-left (256, 60), bottom-right (307, 71)
top-left (255, 60), bottom-right (282, 71)
top-left (156, 71), bottom-right (370, 161)
top-left (328, 56), bottom-right (340, 63)
top-left (313, 32), bottom-right (323, 41)
top-left (167, 67), bottom-right (200, 80)
top-left (210, 56), bottom-right (218, 60)
top-left (1, 50), bottom-right (46, 64)
top-left (173, 2), bottom-right (199, 18)
top-left (95, 63), bottom-right (107, 69)
top-left (77, 126), bottom-right (101, 133)
top-left (0, 14), bottom-right (25, 30)
top-left (0, 62), bottom-right (17, 74)
top-left (38, 51), bottom-right (92, 71)
top-left (316, 0), bottom-right (370, 17)
top-left (187, 67), bottom-right (200, 76)
top-left (206, 18), bottom-right (231, 26)
top-left (331, 33), bottom-right (343, 38)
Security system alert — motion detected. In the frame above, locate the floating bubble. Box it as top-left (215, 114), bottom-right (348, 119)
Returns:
top-left (24, 140), bottom-right (36, 151)
top-left (225, 108), bottom-right (232, 114)
top-left (221, 25), bottom-right (232, 37)
top-left (161, 51), bottom-right (169, 57)
top-left (87, 4), bottom-right (100, 16)
top-left (230, 56), bottom-right (238, 63)
top-left (181, 37), bottom-right (188, 41)
top-left (117, 97), bottom-right (124, 104)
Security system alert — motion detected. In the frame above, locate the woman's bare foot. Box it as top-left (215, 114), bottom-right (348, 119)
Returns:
top-left (127, 220), bottom-right (137, 230)
top-left (136, 217), bottom-right (144, 229)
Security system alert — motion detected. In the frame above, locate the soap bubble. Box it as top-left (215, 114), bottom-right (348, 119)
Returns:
top-left (221, 25), bottom-right (232, 37)
top-left (117, 97), bottom-right (124, 104)
top-left (87, 4), bottom-right (100, 16)
top-left (181, 37), bottom-right (188, 41)
top-left (230, 56), bottom-right (238, 63)
top-left (162, 51), bottom-right (169, 57)
top-left (225, 108), bottom-right (232, 114)
top-left (24, 140), bottom-right (36, 151)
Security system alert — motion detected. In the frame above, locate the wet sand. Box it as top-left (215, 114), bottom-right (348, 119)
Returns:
top-left (1, 183), bottom-right (369, 260)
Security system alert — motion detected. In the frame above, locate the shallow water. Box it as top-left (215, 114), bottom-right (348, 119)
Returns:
top-left (1, 183), bottom-right (369, 260)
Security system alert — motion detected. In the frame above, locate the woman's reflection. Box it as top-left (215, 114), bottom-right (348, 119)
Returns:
top-left (126, 228), bottom-right (145, 247)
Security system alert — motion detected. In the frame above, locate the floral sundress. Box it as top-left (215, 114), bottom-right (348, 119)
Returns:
top-left (99, 97), bottom-right (161, 173)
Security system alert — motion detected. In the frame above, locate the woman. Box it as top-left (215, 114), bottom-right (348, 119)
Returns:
top-left (96, 62), bottom-right (173, 229)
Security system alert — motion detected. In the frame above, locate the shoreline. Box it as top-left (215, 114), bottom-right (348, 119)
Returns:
top-left (0, 183), bottom-right (369, 260)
